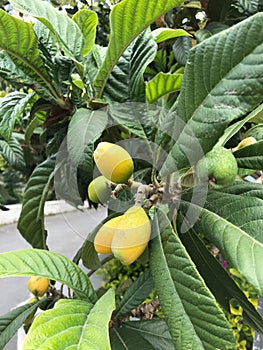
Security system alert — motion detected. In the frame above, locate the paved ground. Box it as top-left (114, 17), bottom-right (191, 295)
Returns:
top-left (0, 207), bottom-right (107, 350)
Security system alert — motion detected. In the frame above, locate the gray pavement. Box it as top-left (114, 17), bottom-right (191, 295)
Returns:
top-left (0, 207), bottom-right (107, 350)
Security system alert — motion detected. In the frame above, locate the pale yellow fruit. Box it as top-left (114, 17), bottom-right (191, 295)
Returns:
top-left (88, 176), bottom-right (111, 203)
top-left (232, 137), bottom-right (257, 152)
top-left (94, 142), bottom-right (134, 184)
top-left (94, 216), bottom-right (123, 254)
top-left (27, 276), bottom-right (49, 297)
top-left (111, 206), bottom-right (151, 265)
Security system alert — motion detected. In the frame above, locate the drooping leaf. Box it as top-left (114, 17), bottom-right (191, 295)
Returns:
top-left (172, 36), bottom-right (192, 65)
top-left (0, 298), bottom-right (46, 349)
top-left (151, 28), bottom-right (191, 43)
top-left (67, 108), bottom-right (108, 167)
top-left (17, 157), bottom-right (55, 249)
top-left (178, 227), bottom-right (263, 334)
top-left (0, 92), bottom-right (34, 140)
top-left (0, 249), bottom-right (96, 301)
top-left (73, 9), bottom-right (98, 56)
top-left (9, 0), bottom-right (84, 62)
top-left (23, 288), bottom-right (114, 349)
top-left (161, 13), bottom-right (263, 176)
top-left (233, 140), bottom-right (263, 170)
top-left (0, 137), bottom-right (25, 170)
top-left (149, 208), bottom-right (235, 349)
top-left (180, 196), bottom-right (263, 297)
top-left (110, 319), bottom-right (174, 350)
top-left (104, 29), bottom-right (157, 102)
top-left (0, 10), bottom-right (60, 102)
top-left (94, 0), bottom-right (184, 98)
top-left (146, 72), bottom-right (183, 103)
top-left (114, 269), bottom-right (154, 318)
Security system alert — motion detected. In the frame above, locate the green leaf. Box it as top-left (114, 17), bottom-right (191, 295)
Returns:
top-left (25, 116), bottom-right (41, 146)
top-left (114, 269), bottom-right (153, 318)
top-left (146, 72), bottom-right (183, 103)
top-left (216, 181), bottom-right (263, 199)
top-left (104, 29), bottom-right (157, 102)
top-left (0, 137), bottom-right (25, 170)
top-left (94, 0), bottom-right (184, 98)
top-left (0, 51), bottom-right (33, 85)
top-left (149, 208), bottom-right (235, 350)
top-left (172, 36), bottom-right (192, 65)
top-left (110, 319), bottom-right (174, 350)
top-left (0, 298), bottom-right (45, 349)
top-left (0, 249), bottom-right (96, 301)
top-left (73, 9), bottom-right (98, 57)
top-left (67, 108), bottom-right (108, 166)
top-left (161, 13), bottom-right (263, 176)
top-left (233, 140), bottom-right (263, 170)
top-left (151, 28), bottom-right (191, 43)
top-left (9, 0), bottom-right (84, 62)
top-left (0, 92), bottom-right (34, 140)
top-left (0, 10), bottom-right (60, 102)
top-left (217, 103), bottom-right (263, 147)
top-left (179, 228), bottom-right (263, 334)
top-left (23, 288), bottom-right (114, 349)
top-left (180, 197), bottom-right (263, 297)
top-left (202, 187), bottom-right (263, 243)
top-left (17, 157), bottom-right (55, 249)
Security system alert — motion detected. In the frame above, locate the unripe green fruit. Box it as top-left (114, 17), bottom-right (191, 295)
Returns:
top-left (94, 142), bottom-right (134, 184)
top-left (88, 176), bottom-right (111, 204)
top-left (196, 146), bottom-right (238, 189)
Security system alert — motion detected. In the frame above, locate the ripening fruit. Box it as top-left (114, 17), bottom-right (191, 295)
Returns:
top-left (232, 136), bottom-right (257, 152)
top-left (111, 206), bottom-right (151, 265)
top-left (88, 176), bottom-right (111, 204)
top-left (94, 142), bottom-right (134, 184)
top-left (195, 146), bottom-right (238, 189)
top-left (27, 276), bottom-right (49, 297)
top-left (94, 216), bottom-right (123, 254)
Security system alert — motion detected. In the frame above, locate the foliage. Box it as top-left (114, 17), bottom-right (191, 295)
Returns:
top-left (0, 0), bottom-right (263, 349)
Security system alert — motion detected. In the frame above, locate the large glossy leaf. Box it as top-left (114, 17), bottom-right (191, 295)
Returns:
top-left (104, 29), bottom-right (157, 102)
top-left (0, 51), bottom-right (33, 85)
top-left (0, 298), bottom-right (46, 349)
top-left (67, 108), bottom-right (108, 166)
top-left (202, 187), bottom-right (263, 243)
top-left (94, 0), bottom-right (184, 98)
top-left (216, 181), bottom-right (263, 199)
top-left (10, 0), bottom-right (84, 62)
top-left (180, 195), bottom-right (263, 296)
top-left (233, 140), bottom-right (263, 170)
top-left (0, 137), bottom-right (25, 170)
top-left (114, 269), bottom-right (153, 318)
top-left (0, 92), bottom-right (34, 140)
top-left (178, 227), bottom-right (263, 333)
top-left (151, 28), bottom-right (191, 43)
top-left (0, 249), bottom-right (96, 301)
top-left (0, 10), bottom-right (60, 102)
top-left (73, 9), bottom-right (98, 57)
top-left (149, 209), bottom-right (235, 350)
top-left (161, 13), bottom-right (263, 176)
top-left (146, 72), bottom-right (183, 104)
top-left (23, 289), bottom-right (114, 349)
top-left (17, 157), bottom-right (55, 249)
top-left (110, 319), bottom-right (174, 350)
